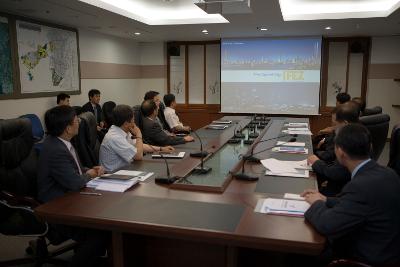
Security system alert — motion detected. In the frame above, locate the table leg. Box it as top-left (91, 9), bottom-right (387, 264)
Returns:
top-left (112, 231), bottom-right (124, 267)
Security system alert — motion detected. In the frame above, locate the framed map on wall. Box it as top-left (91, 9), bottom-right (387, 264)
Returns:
top-left (16, 20), bottom-right (80, 94)
top-left (0, 16), bottom-right (14, 96)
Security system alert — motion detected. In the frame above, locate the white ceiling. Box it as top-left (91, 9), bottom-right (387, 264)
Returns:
top-left (0, 0), bottom-right (399, 42)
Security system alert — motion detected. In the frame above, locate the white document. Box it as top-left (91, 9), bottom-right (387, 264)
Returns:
top-left (114, 170), bottom-right (154, 182)
top-left (284, 193), bottom-right (305, 201)
top-left (87, 177), bottom-right (138, 192)
top-left (207, 124), bottom-right (228, 130)
top-left (265, 169), bottom-right (309, 178)
top-left (212, 120), bottom-right (232, 124)
top-left (272, 147), bottom-right (308, 154)
top-left (261, 158), bottom-right (310, 178)
top-left (286, 122), bottom-right (309, 127)
top-left (152, 152), bottom-right (185, 159)
top-left (288, 128), bottom-right (309, 131)
top-left (276, 141), bottom-right (305, 147)
top-left (255, 198), bottom-right (310, 216)
top-left (282, 129), bottom-right (312, 135)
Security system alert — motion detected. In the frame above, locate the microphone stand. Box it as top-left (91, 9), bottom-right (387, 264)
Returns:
top-left (148, 144), bottom-right (178, 184)
top-left (234, 122), bottom-right (245, 138)
top-left (190, 130), bottom-right (212, 174)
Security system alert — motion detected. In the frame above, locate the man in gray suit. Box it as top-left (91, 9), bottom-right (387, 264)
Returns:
top-left (38, 106), bottom-right (109, 267)
top-left (302, 124), bottom-right (400, 266)
top-left (141, 99), bottom-right (194, 146)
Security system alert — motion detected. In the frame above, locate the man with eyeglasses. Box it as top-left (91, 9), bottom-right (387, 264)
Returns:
top-left (37, 105), bottom-right (109, 267)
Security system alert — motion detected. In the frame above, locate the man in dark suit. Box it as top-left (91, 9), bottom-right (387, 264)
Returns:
top-left (302, 124), bottom-right (400, 266)
top-left (141, 100), bottom-right (194, 146)
top-left (144, 90), bottom-right (171, 132)
top-left (308, 102), bottom-right (360, 196)
top-left (38, 105), bottom-right (109, 267)
top-left (81, 89), bottom-right (103, 128)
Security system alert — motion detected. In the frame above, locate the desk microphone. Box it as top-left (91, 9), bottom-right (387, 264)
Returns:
top-left (232, 138), bottom-right (294, 182)
top-left (244, 134), bottom-right (293, 162)
top-left (248, 123), bottom-right (259, 139)
top-left (190, 130), bottom-right (212, 174)
top-left (148, 144), bottom-right (178, 184)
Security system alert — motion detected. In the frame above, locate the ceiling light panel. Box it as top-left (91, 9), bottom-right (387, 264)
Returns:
top-left (279, 0), bottom-right (400, 21)
top-left (78, 0), bottom-right (229, 25)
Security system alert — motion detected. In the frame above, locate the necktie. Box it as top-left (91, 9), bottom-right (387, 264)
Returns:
top-left (93, 106), bottom-right (98, 123)
top-left (70, 145), bottom-right (83, 175)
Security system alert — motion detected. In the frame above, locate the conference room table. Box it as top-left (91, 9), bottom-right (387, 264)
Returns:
top-left (35, 116), bottom-right (325, 267)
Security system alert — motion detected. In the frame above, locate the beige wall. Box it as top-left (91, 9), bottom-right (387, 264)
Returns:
top-left (367, 36), bottom-right (400, 137)
top-left (0, 31), bottom-right (167, 123)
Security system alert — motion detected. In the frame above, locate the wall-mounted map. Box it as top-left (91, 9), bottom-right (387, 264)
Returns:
top-left (0, 17), bottom-right (13, 95)
top-left (16, 20), bottom-right (79, 94)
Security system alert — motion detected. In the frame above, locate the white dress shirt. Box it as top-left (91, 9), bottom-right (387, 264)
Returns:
top-left (164, 106), bottom-right (183, 129)
top-left (99, 125), bottom-right (137, 172)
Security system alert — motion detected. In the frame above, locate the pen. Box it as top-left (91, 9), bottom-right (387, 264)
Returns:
top-left (79, 192), bottom-right (102, 196)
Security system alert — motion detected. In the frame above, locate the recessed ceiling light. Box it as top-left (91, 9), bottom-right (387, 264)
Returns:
top-left (134, 32), bottom-right (141, 35)
top-left (204, 32), bottom-right (209, 35)
top-left (325, 26), bottom-right (332, 30)
top-left (202, 29), bottom-right (208, 33)
top-left (259, 27), bottom-right (268, 31)
top-left (279, 0), bottom-right (400, 21)
top-left (77, 0), bottom-right (228, 25)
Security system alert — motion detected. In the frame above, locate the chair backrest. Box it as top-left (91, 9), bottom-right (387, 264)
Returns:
top-left (102, 101), bottom-right (116, 129)
top-left (362, 106), bottom-right (382, 117)
top-left (388, 123), bottom-right (400, 176)
top-left (0, 118), bottom-right (37, 197)
top-left (19, 114), bottom-right (44, 142)
top-left (133, 105), bottom-right (144, 132)
top-left (72, 112), bottom-right (99, 168)
top-left (360, 114), bottom-right (390, 160)
top-left (158, 102), bottom-right (171, 132)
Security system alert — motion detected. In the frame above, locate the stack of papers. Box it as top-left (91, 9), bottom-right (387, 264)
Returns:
top-left (86, 170), bottom-right (154, 192)
top-left (282, 129), bottom-right (312, 135)
top-left (276, 141), bottom-right (305, 147)
top-left (285, 122), bottom-right (309, 127)
top-left (212, 120), bottom-right (232, 124)
top-left (255, 198), bottom-right (310, 217)
top-left (207, 124), bottom-right (228, 130)
top-left (152, 152), bottom-right (185, 159)
top-left (272, 146), bottom-right (308, 154)
top-left (260, 158), bottom-right (310, 178)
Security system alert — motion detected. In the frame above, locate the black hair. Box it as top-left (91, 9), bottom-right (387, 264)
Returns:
top-left (141, 100), bottom-right (157, 117)
top-left (163, 94), bottom-right (176, 107)
top-left (88, 89), bottom-right (101, 99)
top-left (335, 102), bottom-right (360, 123)
top-left (352, 97), bottom-right (366, 113)
top-left (56, 93), bottom-right (70, 104)
top-left (335, 124), bottom-right (371, 160)
top-left (336, 92), bottom-right (351, 104)
top-left (144, 91), bottom-right (159, 101)
top-left (45, 105), bottom-right (76, 137)
top-left (112, 105), bottom-right (133, 127)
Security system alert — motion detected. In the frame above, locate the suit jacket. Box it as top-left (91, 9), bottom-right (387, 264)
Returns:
top-left (142, 117), bottom-right (185, 146)
top-left (312, 159), bottom-right (351, 196)
top-left (314, 132), bottom-right (336, 163)
top-left (37, 136), bottom-right (90, 203)
top-left (81, 102), bottom-right (102, 125)
top-left (305, 160), bottom-right (400, 265)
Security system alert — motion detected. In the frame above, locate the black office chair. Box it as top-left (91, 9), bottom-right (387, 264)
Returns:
top-left (360, 114), bottom-right (390, 160)
top-left (388, 123), bottom-right (400, 176)
top-left (72, 112), bottom-right (100, 169)
top-left (133, 105), bottom-right (144, 132)
top-left (362, 106), bottom-right (382, 117)
top-left (0, 118), bottom-right (74, 266)
top-left (158, 102), bottom-right (172, 132)
top-left (102, 101), bottom-right (116, 130)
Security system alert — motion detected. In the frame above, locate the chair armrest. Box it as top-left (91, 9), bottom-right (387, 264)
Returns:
top-left (0, 190), bottom-right (41, 208)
